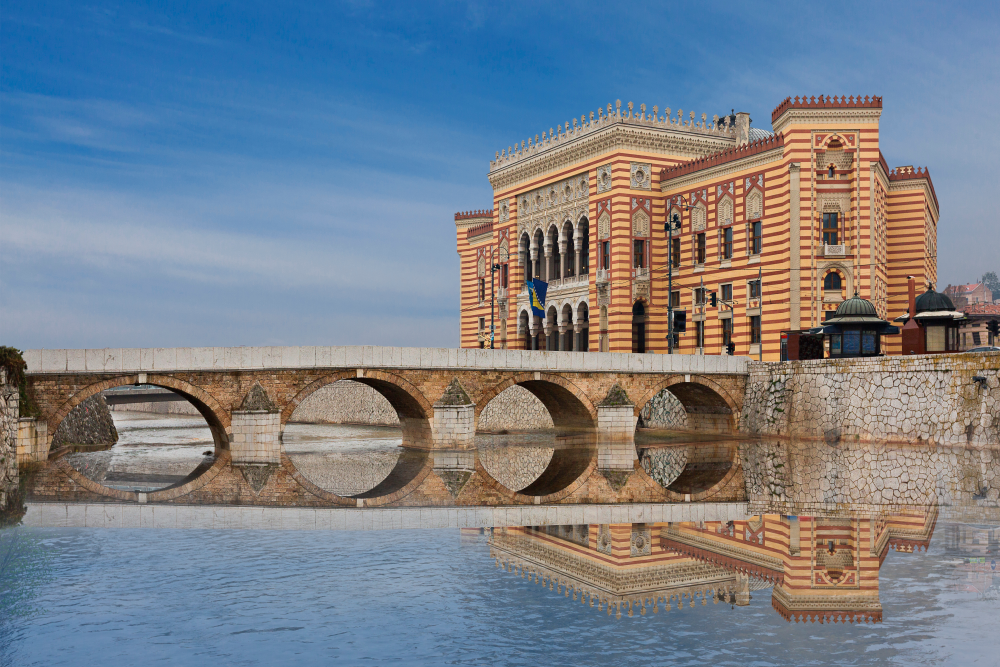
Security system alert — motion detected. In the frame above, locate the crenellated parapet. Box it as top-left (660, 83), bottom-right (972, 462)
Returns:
top-left (488, 100), bottom-right (738, 192)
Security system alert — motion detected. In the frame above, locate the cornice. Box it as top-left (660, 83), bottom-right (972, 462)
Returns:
top-left (489, 123), bottom-right (737, 194)
top-left (661, 526), bottom-right (785, 573)
top-left (660, 147), bottom-right (785, 193)
top-left (888, 178), bottom-right (939, 221)
top-left (772, 109), bottom-right (882, 135)
top-left (455, 215), bottom-right (494, 231)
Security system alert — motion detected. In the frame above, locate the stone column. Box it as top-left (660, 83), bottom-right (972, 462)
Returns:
top-left (559, 325), bottom-right (569, 351)
top-left (575, 323), bottom-right (584, 352)
top-left (543, 244), bottom-right (553, 282)
top-left (529, 244), bottom-right (539, 279)
top-left (574, 237), bottom-right (583, 276)
top-left (559, 239), bottom-right (567, 279)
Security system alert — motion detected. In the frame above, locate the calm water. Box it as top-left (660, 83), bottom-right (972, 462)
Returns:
top-left (0, 524), bottom-right (997, 667)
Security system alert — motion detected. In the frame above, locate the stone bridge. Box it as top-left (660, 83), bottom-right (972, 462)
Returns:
top-left (21, 346), bottom-right (748, 508)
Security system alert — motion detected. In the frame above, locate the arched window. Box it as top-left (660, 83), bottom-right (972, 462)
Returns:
top-left (824, 272), bottom-right (842, 291)
top-left (828, 165), bottom-right (836, 179)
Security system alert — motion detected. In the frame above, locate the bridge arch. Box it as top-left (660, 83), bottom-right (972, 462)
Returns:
top-left (47, 374), bottom-right (231, 452)
top-left (42, 374), bottom-right (232, 503)
top-left (475, 372), bottom-right (597, 431)
top-left (281, 369), bottom-right (434, 502)
top-left (473, 374), bottom-right (597, 499)
top-left (633, 374), bottom-right (740, 434)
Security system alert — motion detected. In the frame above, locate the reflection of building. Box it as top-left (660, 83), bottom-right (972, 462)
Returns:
top-left (941, 523), bottom-right (999, 598)
top-left (490, 510), bottom-right (936, 623)
top-left (456, 96), bottom-right (939, 359)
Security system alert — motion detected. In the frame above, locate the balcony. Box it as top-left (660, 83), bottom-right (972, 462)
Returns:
top-left (596, 268), bottom-right (610, 285)
top-left (547, 272), bottom-right (590, 300)
top-left (632, 267), bottom-right (650, 281)
top-left (823, 244), bottom-right (848, 257)
top-left (496, 286), bottom-right (508, 300)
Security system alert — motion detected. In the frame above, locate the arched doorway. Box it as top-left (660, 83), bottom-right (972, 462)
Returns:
top-left (632, 301), bottom-right (647, 353)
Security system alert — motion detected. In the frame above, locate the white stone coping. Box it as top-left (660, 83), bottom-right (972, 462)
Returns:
top-left (748, 350), bottom-right (1000, 375)
top-left (23, 346), bottom-right (750, 376)
top-left (22, 501), bottom-right (752, 531)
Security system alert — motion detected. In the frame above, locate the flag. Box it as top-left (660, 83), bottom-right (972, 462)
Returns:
top-left (527, 279), bottom-right (547, 319)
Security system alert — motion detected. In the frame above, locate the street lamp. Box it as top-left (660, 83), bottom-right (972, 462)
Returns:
top-left (665, 197), bottom-right (694, 354)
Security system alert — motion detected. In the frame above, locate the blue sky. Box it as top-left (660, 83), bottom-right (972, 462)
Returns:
top-left (2, 1), bottom-right (998, 349)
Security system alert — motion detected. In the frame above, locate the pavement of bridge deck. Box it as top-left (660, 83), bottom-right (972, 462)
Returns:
top-left (22, 501), bottom-right (752, 531)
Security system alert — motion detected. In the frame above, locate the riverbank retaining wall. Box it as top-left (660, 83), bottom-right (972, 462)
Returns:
top-left (740, 352), bottom-right (1000, 446)
top-left (1, 369), bottom-right (18, 513)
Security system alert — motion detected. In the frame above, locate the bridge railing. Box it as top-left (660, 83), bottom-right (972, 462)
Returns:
top-left (23, 346), bottom-right (750, 376)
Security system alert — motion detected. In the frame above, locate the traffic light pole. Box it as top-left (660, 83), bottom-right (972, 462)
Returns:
top-left (668, 212), bottom-right (675, 354)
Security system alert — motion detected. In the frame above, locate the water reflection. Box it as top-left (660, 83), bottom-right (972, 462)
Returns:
top-left (489, 510), bottom-right (938, 623)
top-left (65, 412), bottom-right (214, 492)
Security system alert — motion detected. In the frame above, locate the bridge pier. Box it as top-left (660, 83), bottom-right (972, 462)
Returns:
top-left (230, 384), bottom-right (280, 465)
top-left (597, 386), bottom-right (638, 471)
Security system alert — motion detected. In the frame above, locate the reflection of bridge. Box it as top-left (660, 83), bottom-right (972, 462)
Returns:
top-left (23, 346), bottom-right (748, 508)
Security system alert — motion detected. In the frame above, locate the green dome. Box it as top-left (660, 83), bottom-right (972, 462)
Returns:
top-left (834, 294), bottom-right (878, 318)
top-left (915, 286), bottom-right (955, 313)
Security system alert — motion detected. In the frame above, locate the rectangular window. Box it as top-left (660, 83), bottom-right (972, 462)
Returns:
top-left (479, 278), bottom-right (485, 301)
top-left (602, 241), bottom-right (611, 270)
top-left (973, 331), bottom-right (982, 345)
top-left (830, 333), bottom-right (842, 356)
top-left (695, 287), bottom-right (706, 305)
top-left (722, 227), bottom-right (733, 259)
top-left (749, 279), bottom-right (761, 299)
top-left (696, 233), bottom-right (706, 264)
top-left (926, 325), bottom-right (946, 352)
top-left (501, 264), bottom-right (508, 288)
top-left (671, 238), bottom-right (681, 267)
top-left (722, 319), bottom-right (733, 348)
top-left (843, 330), bottom-right (861, 355)
top-left (750, 315), bottom-right (762, 345)
top-left (478, 317), bottom-right (485, 332)
top-left (633, 239), bottom-right (645, 268)
top-left (696, 320), bottom-right (705, 348)
top-left (751, 221), bottom-right (762, 255)
top-left (670, 291), bottom-right (681, 308)
top-left (721, 283), bottom-right (733, 302)
top-left (823, 212), bottom-right (839, 246)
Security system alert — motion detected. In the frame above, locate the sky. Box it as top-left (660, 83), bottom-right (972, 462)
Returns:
top-left (2, 1), bottom-right (998, 350)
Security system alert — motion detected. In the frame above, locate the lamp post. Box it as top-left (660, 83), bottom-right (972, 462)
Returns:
top-left (490, 263), bottom-right (502, 349)
top-left (665, 198), bottom-right (692, 354)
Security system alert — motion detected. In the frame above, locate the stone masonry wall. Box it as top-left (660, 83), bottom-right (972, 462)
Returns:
top-left (741, 352), bottom-right (1000, 446)
top-left (51, 394), bottom-right (119, 448)
top-left (1, 370), bottom-right (18, 513)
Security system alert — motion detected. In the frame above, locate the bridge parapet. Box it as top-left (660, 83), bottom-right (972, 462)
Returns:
top-left (22, 346), bottom-right (749, 376)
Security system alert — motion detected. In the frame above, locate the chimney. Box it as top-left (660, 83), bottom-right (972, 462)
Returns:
top-left (735, 112), bottom-right (751, 145)
top-left (907, 275), bottom-right (916, 318)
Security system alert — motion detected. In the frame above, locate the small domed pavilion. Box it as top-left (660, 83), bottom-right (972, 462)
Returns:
top-left (812, 293), bottom-right (898, 358)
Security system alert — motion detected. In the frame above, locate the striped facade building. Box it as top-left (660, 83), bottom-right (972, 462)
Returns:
top-left (455, 96), bottom-right (938, 359)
